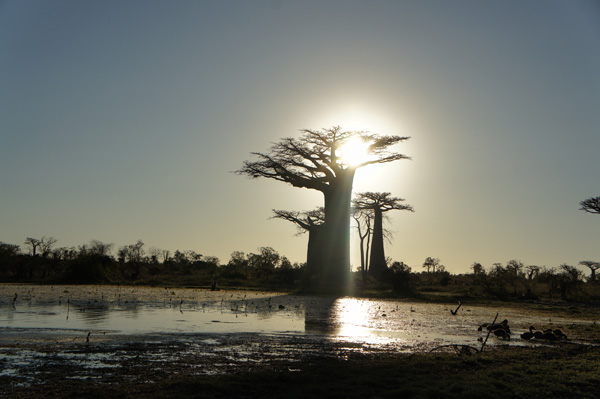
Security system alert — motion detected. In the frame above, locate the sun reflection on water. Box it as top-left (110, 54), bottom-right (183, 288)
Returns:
top-left (332, 297), bottom-right (371, 337)
top-left (329, 297), bottom-right (401, 346)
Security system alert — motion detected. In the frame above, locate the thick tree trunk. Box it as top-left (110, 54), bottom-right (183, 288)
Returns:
top-left (358, 232), bottom-right (367, 284)
top-left (369, 208), bottom-right (387, 279)
top-left (304, 225), bottom-right (322, 287)
top-left (320, 169), bottom-right (355, 293)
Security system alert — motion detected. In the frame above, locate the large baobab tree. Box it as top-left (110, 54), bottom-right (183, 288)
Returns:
top-left (353, 192), bottom-right (414, 278)
top-left (238, 126), bottom-right (410, 292)
top-left (272, 208), bottom-right (324, 286)
top-left (580, 196), bottom-right (600, 214)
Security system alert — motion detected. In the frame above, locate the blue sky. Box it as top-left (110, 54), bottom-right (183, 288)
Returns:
top-left (1, 0), bottom-right (599, 273)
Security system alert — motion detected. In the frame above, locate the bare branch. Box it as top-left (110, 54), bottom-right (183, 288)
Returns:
top-left (272, 208), bottom-right (325, 234)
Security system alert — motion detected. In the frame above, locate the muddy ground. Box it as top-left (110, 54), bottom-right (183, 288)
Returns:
top-left (2, 284), bottom-right (600, 398)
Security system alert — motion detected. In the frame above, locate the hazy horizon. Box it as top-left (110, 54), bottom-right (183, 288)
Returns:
top-left (1, 0), bottom-right (599, 273)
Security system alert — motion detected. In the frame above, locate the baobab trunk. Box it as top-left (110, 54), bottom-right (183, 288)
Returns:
top-left (321, 169), bottom-right (355, 293)
top-left (369, 208), bottom-right (387, 278)
top-left (304, 225), bottom-right (322, 287)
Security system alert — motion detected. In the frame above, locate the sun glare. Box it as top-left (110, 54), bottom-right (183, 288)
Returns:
top-left (332, 298), bottom-right (372, 338)
top-left (339, 136), bottom-right (372, 166)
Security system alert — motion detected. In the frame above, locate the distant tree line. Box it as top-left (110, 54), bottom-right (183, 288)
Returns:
top-left (382, 258), bottom-right (600, 301)
top-left (466, 259), bottom-right (596, 301)
top-left (1, 237), bottom-right (598, 301)
top-left (0, 238), bottom-right (302, 288)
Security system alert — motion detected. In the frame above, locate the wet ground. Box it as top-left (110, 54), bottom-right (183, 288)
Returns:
top-left (1, 284), bottom-right (598, 394)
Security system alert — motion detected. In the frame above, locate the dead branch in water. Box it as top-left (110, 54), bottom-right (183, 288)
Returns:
top-left (450, 301), bottom-right (462, 315)
top-left (480, 312), bottom-right (499, 353)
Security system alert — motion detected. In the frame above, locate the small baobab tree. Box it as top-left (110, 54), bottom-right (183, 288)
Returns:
top-left (24, 237), bottom-right (42, 256)
top-left (238, 126), bottom-right (410, 292)
top-left (352, 192), bottom-right (413, 279)
top-left (579, 260), bottom-right (600, 282)
top-left (526, 265), bottom-right (540, 280)
top-left (580, 196), bottom-right (600, 214)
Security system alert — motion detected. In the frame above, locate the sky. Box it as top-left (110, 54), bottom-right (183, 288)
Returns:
top-left (1, 0), bottom-right (599, 274)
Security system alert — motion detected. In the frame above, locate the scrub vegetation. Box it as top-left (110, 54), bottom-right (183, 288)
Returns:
top-left (1, 238), bottom-right (599, 302)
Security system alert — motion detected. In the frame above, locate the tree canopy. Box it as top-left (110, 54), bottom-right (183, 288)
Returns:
top-left (237, 126), bottom-right (410, 193)
top-left (580, 196), bottom-right (600, 214)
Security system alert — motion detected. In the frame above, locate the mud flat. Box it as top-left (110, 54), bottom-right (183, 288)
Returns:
top-left (2, 284), bottom-right (600, 398)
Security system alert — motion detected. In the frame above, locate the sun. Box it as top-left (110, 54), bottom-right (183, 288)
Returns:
top-left (339, 136), bottom-right (372, 166)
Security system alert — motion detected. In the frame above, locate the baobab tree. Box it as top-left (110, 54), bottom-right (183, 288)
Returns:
top-left (580, 196), bottom-right (600, 214)
top-left (238, 126), bottom-right (410, 292)
top-left (272, 208), bottom-right (324, 286)
top-left (353, 192), bottom-right (414, 279)
top-left (352, 207), bottom-right (397, 282)
top-left (526, 265), bottom-right (540, 280)
top-left (24, 237), bottom-right (42, 256)
top-left (579, 260), bottom-right (600, 281)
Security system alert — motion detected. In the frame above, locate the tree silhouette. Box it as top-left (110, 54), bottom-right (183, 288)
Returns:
top-left (471, 262), bottom-right (484, 275)
top-left (352, 207), bottom-right (373, 282)
top-left (353, 192), bottom-right (414, 278)
top-left (272, 208), bottom-right (324, 286)
top-left (39, 236), bottom-right (58, 258)
top-left (579, 260), bottom-right (600, 281)
top-left (422, 257), bottom-right (440, 273)
top-left (580, 196), bottom-right (600, 214)
top-left (238, 126), bottom-right (410, 292)
top-left (89, 239), bottom-right (114, 257)
top-left (526, 265), bottom-right (540, 280)
top-left (24, 237), bottom-right (41, 256)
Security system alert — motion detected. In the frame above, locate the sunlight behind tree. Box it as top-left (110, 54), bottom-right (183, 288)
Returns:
top-left (338, 136), bottom-right (373, 166)
top-left (237, 126), bottom-right (410, 293)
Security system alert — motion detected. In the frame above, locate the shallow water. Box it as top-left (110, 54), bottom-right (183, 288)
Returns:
top-left (0, 290), bottom-right (589, 347)
top-left (1, 285), bottom-right (595, 389)
top-left (2, 300), bottom-right (304, 335)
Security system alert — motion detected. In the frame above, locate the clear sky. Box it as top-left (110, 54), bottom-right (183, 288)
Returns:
top-left (1, 0), bottom-right (599, 274)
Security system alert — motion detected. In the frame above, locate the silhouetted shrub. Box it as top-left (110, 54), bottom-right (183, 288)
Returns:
top-left (385, 262), bottom-right (414, 295)
top-left (63, 254), bottom-right (116, 284)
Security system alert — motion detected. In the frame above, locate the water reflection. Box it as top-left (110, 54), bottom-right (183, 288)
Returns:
top-left (304, 296), bottom-right (593, 349)
top-left (331, 297), bottom-right (376, 338)
top-left (75, 305), bottom-right (110, 325)
top-left (1, 296), bottom-right (305, 335)
top-left (1, 289), bottom-right (593, 349)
